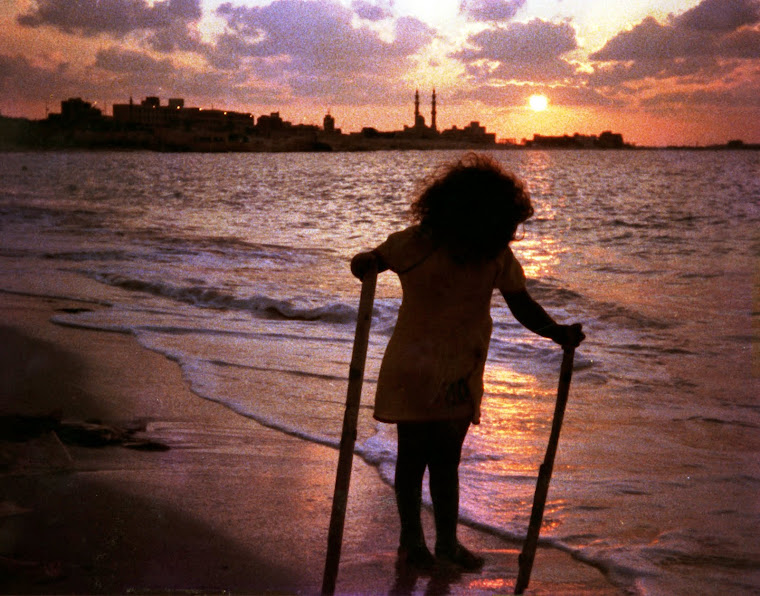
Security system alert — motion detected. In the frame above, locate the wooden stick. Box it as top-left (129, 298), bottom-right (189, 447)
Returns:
top-left (515, 346), bottom-right (576, 595)
top-left (321, 262), bottom-right (378, 596)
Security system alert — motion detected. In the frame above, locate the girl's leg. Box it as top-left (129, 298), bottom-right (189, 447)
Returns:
top-left (395, 422), bottom-right (434, 567)
top-left (428, 418), bottom-right (484, 570)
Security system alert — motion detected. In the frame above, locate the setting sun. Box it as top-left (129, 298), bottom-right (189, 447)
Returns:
top-left (528, 94), bottom-right (549, 111)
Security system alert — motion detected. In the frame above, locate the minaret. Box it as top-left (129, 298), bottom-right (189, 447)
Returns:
top-left (431, 89), bottom-right (437, 131)
top-left (414, 89), bottom-right (420, 123)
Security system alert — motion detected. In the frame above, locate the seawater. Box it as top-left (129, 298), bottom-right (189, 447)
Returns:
top-left (1, 150), bottom-right (758, 595)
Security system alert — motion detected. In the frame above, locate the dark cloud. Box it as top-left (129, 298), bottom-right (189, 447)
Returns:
top-left (94, 47), bottom-right (174, 74)
top-left (639, 81), bottom-right (760, 108)
top-left (673, 0), bottom-right (760, 31)
top-left (89, 46), bottom-right (196, 94)
top-left (588, 0), bottom-right (760, 102)
top-left (204, 32), bottom-right (260, 70)
top-left (590, 0), bottom-right (760, 62)
top-left (461, 54), bottom-right (576, 83)
top-left (351, 0), bottom-right (392, 21)
top-left (287, 70), bottom-right (408, 105)
top-left (453, 19), bottom-right (578, 83)
top-left (720, 26), bottom-right (760, 58)
top-left (0, 52), bottom-right (114, 105)
top-left (17, 0), bottom-right (202, 37)
top-left (88, 46), bottom-right (280, 104)
top-left (459, 0), bottom-right (526, 22)
top-left (145, 21), bottom-right (207, 53)
top-left (590, 16), bottom-right (704, 61)
top-left (589, 55), bottom-right (725, 87)
top-left (455, 19), bottom-right (577, 63)
top-left (0, 54), bottom-right (68, 97)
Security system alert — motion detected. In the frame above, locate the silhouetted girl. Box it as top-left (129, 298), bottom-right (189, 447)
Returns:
top-left (351, 153), bottom-right (584, 572)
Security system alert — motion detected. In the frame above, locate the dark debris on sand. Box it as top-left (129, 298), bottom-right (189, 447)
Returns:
top-left (0, 414), bottom-right (170, 452)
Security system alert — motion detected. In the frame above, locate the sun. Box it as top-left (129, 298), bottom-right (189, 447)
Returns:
top-left (528, 94), bottom-right (549, 112)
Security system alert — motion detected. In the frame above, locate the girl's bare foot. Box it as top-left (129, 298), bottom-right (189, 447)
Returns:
top-left (435, 542), bottom-right (485, 572)
top-left (396, 543), bottom-right (436, 571)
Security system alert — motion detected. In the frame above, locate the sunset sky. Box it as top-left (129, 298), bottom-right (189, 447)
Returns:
top-left (2, 0), bottom-right (759, 146)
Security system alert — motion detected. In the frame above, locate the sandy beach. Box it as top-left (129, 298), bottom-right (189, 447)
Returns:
top-left (0, 290), bottom-right (618, 594)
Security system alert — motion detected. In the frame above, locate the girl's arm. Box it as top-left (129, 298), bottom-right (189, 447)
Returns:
top-left (350, 251), bottom-right (389, 280)
top-left (502, 289), bottom-right (585, 347)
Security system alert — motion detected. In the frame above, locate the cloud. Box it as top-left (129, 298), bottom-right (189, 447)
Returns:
top-left (393, 16), bottom-right (437, 54)
top-left (462, 55), bottom-right (577, 83)
top-left (17, 0), bottom-right (202, 37)
top-left (452, 82), bottom-right (618, 108)
top-left (459, 0), bottom-right (526, 22)
top-left (86, 44), bottom-right (285, 102)
top-left (94, 47), bottom-right (175, 74)
top-left (590, 16), bottom-right (704, 62)
top-left (0, 39), bottom-right (280, 112)
top-left (451, 83), bottom-right (527, 105)
top-left (455, 19), bottom-right (577, 63)
top-left (720, 25), bottom-right (760, 58)
top-left (590, 0), bottom-right (760, 63)
top-left (587, 0), bottom-right (760, 106)
top-left (639, 80), bottom-right (760, 109)
top-left (673, 0), bottom-right (760, 31)
top-left (351, 0), bottom-right (392, 21)
top-left (453, 19), bottom-right (579, 83)
top-left (90, 46), bottom-right (198, 93)
top-left (212, 0), bottom-right (435, 100)
top-left (0, 54), bottom-right (72, 98)
top-left (6, 0), bottom-right (439, 111)
top-left (215, 0), bottom-right (430, 67)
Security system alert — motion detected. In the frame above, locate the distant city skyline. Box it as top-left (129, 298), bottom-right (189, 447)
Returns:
top-left (2, 0), bottom-right (759, 146)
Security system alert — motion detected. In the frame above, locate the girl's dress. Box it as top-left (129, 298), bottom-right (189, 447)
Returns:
top-left (372, 225), bottom-right (526, 424)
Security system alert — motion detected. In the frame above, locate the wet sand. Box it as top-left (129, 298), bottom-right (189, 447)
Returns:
top-left (0, 291), bottom-right (619, 594)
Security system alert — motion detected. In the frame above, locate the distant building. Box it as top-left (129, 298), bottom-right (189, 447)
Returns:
top-left (32, 91), bottom-right (500, 151)
top-left (440, 121), bottom-right (496, 145)
top-left (256, 112), bottom-right (285, 135)
top-left (44, 98), bottom-right (103, 127)
top-left (598, 131), bottom-right (624, 148)
top-left (402, 89), bottom-right (439, 139)
top-left (323, 112), bottom-right (335, 133)
top-left (112, 96), bottom-right (254, 132)
top-left (59, 98), bottom-right (102, 123)
top-left (526, 131), bottom-right (628, 149)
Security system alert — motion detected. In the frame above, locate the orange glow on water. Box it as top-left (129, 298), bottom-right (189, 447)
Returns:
top-left (513, 237), bottom-right (560, 280)
top-left (468, 577), bottom-right (513, 591)
top-left (483, 366), bottom-right (539, 396)
top-left (477, 366), bottom-right (556, 471)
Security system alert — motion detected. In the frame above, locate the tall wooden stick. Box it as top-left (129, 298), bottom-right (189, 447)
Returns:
top-left (322, 263), bottom-right (378, 596)
top-left (515, 346), bottom-right (576, 595)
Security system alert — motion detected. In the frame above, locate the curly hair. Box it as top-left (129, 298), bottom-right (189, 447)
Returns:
top-left (411, 153), bottom-right (534, 263)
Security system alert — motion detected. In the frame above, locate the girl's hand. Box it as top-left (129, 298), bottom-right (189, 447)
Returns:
top-left (551, 323), bottom-right (585, 348)
top-left (351, 251), bottom-right (379, 280)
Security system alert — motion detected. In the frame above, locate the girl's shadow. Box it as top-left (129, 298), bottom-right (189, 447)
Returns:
top-left (390, 560), bottom-right (463, 596)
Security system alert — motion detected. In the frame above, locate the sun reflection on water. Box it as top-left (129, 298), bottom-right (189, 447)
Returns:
top-left (512, 237), bottom-right (560, 280)
top-left (470, 366), bottom-right (557, 476)
top-left (467, 577), bottom-right (513, 592)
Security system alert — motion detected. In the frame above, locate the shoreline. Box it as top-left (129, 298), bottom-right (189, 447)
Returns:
top-left (3, 143), bottom-right (759, 153)
top-left (0, 290), bottom-right (619, 594)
